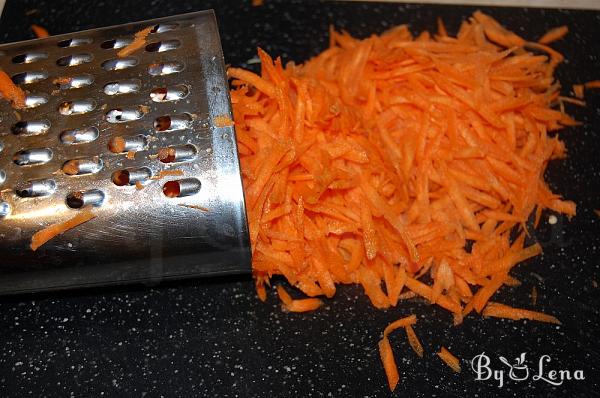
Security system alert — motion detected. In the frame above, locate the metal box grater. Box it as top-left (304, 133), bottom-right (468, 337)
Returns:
top-left (0, 11), bottom-right (251, 295)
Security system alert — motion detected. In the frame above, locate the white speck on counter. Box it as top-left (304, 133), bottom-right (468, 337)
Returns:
top-left (549, 215), bottom-right (558, 224)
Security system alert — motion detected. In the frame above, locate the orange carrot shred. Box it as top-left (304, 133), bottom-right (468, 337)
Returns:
top-left (30, 210), bottom-right (96, 251)
top-left (277, 284), bottom-right (323, 312)
top-left (437, 347), bottom-right (461, 373)
top-left (531, 286), bottom-right (538, 306)
top-left (117, 26), bottom-right (153, 57)
top-left (378, 337), bottom-right (399, 391)
top-left (405, 324), bottom-right (424, 358)
top-left (482, 301), bottom-right (561, 324)
top-left (0, 69), bottom-right (26, 109)
top-left (538, 25), bottom-right (568, 44)
top-left (585, 80), bottom-right (600, 89)
top-left (383, 314), bottom-right (417, 337)
top-left (31, 24), bottom-right (49, 38)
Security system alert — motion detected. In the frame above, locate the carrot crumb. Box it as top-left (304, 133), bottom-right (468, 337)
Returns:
top-left (214, 114), bottom-right (235, 127)
top-left (150, 169), bottom-right (184, 180)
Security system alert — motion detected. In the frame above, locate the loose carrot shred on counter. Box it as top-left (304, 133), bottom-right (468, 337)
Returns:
top-left (482, 301), bottom-right (561, 324)
top-left (584, 80), bottom-right (600, 89)
top-left (437, 347), bottom-right (461, 373)
top-left (538, 25), bottom-right (568, 44)
top-left (229, 11), bottom-right (580, 392)
top-left (405, 324), bottom-right (424, 358)
top-left (531, 286), bottom-right (538, 306)
top-left (276, 285), bottom-right (322, 312)
top-left (573, 84), bottom-right (585, 99)
top-left (30, 210), bottom-right (97, 251)
top-left (117, 26), bottom-right (153, 57)
top-left (31, 24), bottom-right (49, 38)
top-left (378, 315), bottom-right (416, 390)
top-left (0, 69), bottom-right (26, 109)
top-left (378, 337), bottom-right (399, 392)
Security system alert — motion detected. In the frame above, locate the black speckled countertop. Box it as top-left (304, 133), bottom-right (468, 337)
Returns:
top-left (0, 1), bottom-right (599, 397)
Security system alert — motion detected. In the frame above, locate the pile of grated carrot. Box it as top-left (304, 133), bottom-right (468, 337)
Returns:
top-left (229, 11), bottom-right (577, 391)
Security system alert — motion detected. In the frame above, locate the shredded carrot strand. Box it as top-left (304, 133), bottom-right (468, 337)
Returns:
top-left (437, 347), bottom-right (461, 372)
top-left (31, 24), bottom-right (49, 38)
top-left (405, 324), bottom-right (424, 358)
top-left (584, 80), bottom-right (600, 89)
top-left (482, 301), bottom-right (561, 324)
top-left (214, 115), bottom-right (235, 127)
top-left (378, 337), bottom-right (399, 391)
top-left (538, 25), bottom-right (568, 44)
top-left (0, 69), bottom-right (26, 109)
top-left (30, 210), bottom-right (97, 251)
top-left (117, 26), bottom-right (153, 57)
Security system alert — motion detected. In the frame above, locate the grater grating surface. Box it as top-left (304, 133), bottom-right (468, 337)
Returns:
top-left (0, 11), bottom-right (251, 294)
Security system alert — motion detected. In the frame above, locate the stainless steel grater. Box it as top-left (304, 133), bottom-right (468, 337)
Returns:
top-left (0, 11), bottom-right (251, 295)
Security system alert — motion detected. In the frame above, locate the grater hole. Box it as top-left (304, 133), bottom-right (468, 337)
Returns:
top-left (157, 144), bottom-right (197, 164)
top-left (100, 38), bottom-right (133, 49)
top-left (58, 99), bottom-right (96, 115)
top-left (56, 53), bottom-right (93, 67)
top-left (66, 189), bottom-right (105, 209)
top-left (163, 178), bottom-right (201, 198)
top-left (54, 74), bottom-right (94, 89)
top-left (105, 106), bottom-right (147, 123)
top-left (24, 94), bottom-right (48, 109)
top-left (150, 23), bottom-right (178, 33)
top-left (145, 39), bottom-right (181, 53)
top-left (112, 167), bottom-right (152, 186)
top-left (57, 38), bottom-right (93, 48)
top-left (13, 148), bottom-right (53, 166)
top-left (62, 158), bottom-right (103, 176)
top-left (0, 169), bottom-right (5, 185)
top-left (103, 79), bottom-right (141, 96)
top-left (148, 61), bottom-right (184, 76)
top-left (11, 120), bottom-right (51, 136)
top-left (15, 179), bottom-right (56, 198)
top-left (102, 57), bottom-right (138, 71)
top-left (154, 113), bottom-right (192, 132)
top-left (108, 134), bottom-right (146, 153)
top-left (12, 71), bottom-right (48, 85)
top-left (150, 85), bottom-right (189, 102)
top-left (0, 141), bottom-right (3, 153)
top-left (12, 52), bottom-right (48, 64)
top-left (60, 126), bottom-right (99, 145)
top-left (0, 201), bottom-right (10, 218)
